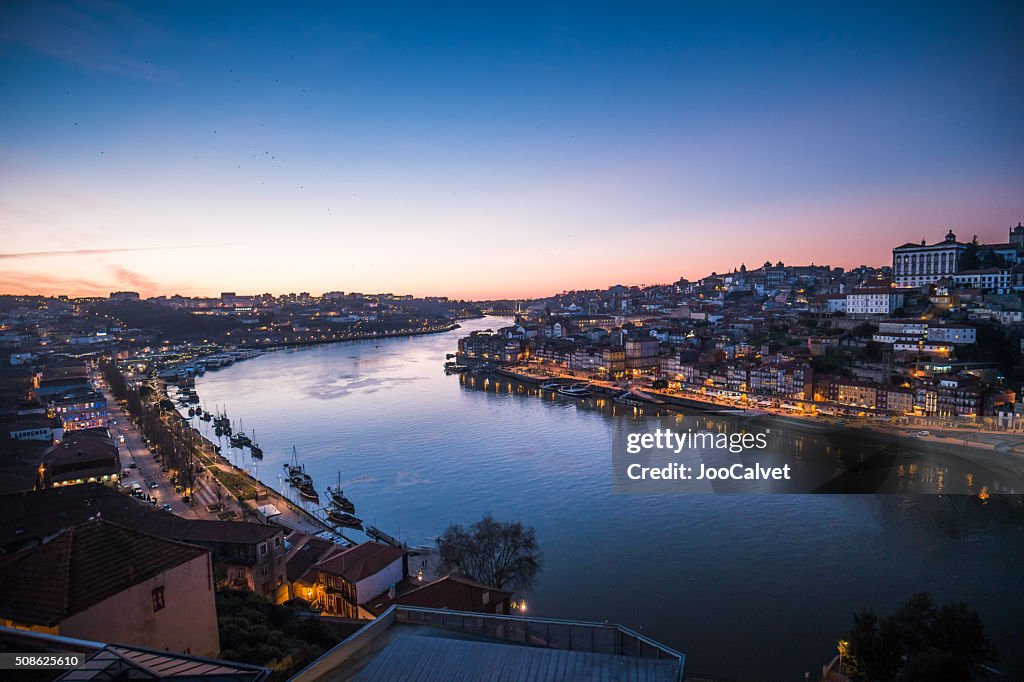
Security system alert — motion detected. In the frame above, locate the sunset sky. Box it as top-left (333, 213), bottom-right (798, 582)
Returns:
top-left (1, 1), bottom-right (1022, 300)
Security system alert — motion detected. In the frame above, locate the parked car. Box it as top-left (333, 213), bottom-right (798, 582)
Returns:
top-left (162, 504), bottom-right (173, 512)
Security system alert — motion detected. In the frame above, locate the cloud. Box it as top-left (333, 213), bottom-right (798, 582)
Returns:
top-left (110, 265), bottom-right (157, 291)
top-left (0, 0), bottom-right (174, 82)
top-left (0, 244), bottom-right (231, 260)
top-left (0, 270), bottom-right (109, 296)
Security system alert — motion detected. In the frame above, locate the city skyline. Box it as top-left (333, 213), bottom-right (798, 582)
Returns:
top-left (2, 1), bottom-right (1023, 299)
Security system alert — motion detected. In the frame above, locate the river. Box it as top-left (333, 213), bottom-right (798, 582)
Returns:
top-left (188, 316), bottom-right (1024, 680)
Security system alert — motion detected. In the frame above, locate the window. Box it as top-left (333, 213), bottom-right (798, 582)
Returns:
top-left (152, 586), bottom-right (165, 612)
top-left (259, 543), bottom-right (267, 556)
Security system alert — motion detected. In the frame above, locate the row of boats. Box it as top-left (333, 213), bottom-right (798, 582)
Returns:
top-left (184, 399), bottom-right (266, 459)
top-left (172, 381), bottom-right (363, 532)
top-left (540, 381), bottom-right (594, 398)
top-left (284, 449), bottom-right (362, 529)
top-left (157, 349), bottom-right (263, 381)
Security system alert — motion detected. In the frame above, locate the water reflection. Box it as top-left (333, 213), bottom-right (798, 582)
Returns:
top-left (187, 317), bottom-right (1024, 680)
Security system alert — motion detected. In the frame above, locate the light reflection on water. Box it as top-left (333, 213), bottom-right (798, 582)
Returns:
top-left (189, 317), bottom-right (1024, 681)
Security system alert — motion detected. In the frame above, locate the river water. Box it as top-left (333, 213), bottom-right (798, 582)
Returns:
top-left (189, 316), bottom-right (1024, 680)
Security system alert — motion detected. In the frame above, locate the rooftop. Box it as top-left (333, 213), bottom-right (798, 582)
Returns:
top-left (285, 534), bottom-right (344, 583)
top-left (0, 519), bottom-right (209, 626)
top-left (292, 606), bottom-right (685, 682)
top-left (0, 484), bottom-right (172, 553)
top-left (366, 574), bottom-right (513, 616)
top-left (0, 626), bottom-right (270, 681)
top-left (42, 435), bottom-right (118, 469)
top-left (122, 514), bottom-right (283, 546)
top-left (315, 541), bottom-right (407, 582)
top-left (354, 630), bottom-right (679, 682)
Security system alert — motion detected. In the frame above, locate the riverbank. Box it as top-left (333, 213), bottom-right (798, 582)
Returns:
top-left (174, 314), bottom-right (1024, 679)
top-left (490, 365), bottom-right (1024, 486)
top-left (158, 384), bottom-right (339, 537)
top-left (240, 321), bottom-right (462, 351)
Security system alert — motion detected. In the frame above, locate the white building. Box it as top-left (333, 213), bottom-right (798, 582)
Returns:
top-left (846, 287), bottom-right (905, 317)
top-left (952, 268), bottom-right (1013, 294)
top-left (926, 324), bottom-right (977, 345)
top-left (892, 230), bottom-right (967, 288)
top-left (878, 319), bottom-right (929, 335)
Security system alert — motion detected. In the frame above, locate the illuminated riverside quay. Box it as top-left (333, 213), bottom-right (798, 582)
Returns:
top-left (188, 317), bottom-right (1024, 680)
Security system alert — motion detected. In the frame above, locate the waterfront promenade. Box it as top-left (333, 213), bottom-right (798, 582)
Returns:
top-left (490, 364), bottom-right (1024, 480)
top-left (96, 369), bottom-right (335, 535)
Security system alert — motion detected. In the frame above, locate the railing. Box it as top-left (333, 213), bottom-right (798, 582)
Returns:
top-left (394, 605), bottom-right (685, 677)
top-left (288, 606), bottom-right (685, 682)
top-left (0, 626), bottom-right (102, 654)
top-left (288, 607), bottom-right (397, 681)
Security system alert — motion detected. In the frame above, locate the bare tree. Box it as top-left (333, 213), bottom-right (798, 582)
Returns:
top-left (438, 513), bottom-right (542, 592)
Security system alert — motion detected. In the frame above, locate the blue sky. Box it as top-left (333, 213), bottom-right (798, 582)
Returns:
top-left (1, 1), bottom-right (1022, 297)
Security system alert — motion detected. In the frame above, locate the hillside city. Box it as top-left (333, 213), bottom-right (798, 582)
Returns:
top-left (1, 224), bottom-right (1023, 681)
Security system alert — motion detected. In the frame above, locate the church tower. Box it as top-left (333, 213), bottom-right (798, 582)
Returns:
top-left (1010, 222), bottom-right (1024, 250)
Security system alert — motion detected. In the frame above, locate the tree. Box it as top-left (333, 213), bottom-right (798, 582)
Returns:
top-left (438, 513), bottom-right (543, 592)
top-left (839, 592), bottom-right (996, 682)
top-left (851, 322), bottom-right (878, 339)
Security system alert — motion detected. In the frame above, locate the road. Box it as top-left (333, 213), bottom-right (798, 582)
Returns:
top-left (94, 373), bottom-right (247, 521)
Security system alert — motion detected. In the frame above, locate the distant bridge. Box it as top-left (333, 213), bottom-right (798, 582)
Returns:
top-left (481, 301), bottom-right (522, 316)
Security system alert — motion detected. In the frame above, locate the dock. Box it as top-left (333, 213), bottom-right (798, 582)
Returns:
top-left (366, 525), bottom-right (406, 548)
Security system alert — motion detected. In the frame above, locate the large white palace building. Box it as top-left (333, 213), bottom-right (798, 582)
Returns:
top-left (893, 224), bottom-right (1024, 289)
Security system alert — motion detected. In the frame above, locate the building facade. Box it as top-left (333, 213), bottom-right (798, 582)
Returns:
top-left (892, 230), bottom-right (967, 288)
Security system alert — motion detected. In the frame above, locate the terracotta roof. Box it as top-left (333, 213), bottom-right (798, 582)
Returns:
top-left (43, 436), bottom-right (118, 469)
top-left (314, 541), bottom-right (406, 583)
top-left (0, 519), bottom-right (209, 626)
top-left (285, 536), bottom-right (342, 583)
top-left (391, 575), bottom-right (511, 612)
top-left (0, 484), bottom-right (173, 553)
top-left (122, 515), bottom-right (282, 546)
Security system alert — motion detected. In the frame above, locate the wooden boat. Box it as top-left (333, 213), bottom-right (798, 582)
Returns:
top-left (327, 471), bottom-right (355, 513)
top-left (327, 510), bottom-right (362, 528)
top-left (284, 446), bottom-right (304, 477)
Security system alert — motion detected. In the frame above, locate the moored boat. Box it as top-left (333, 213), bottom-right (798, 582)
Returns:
top-left (285, 446), bottom-right (304, 477)
top-left (327, 509), bottom-right (362, 528)
top-left (557, 383), bottom-right (593, 398)
top-left (327, 471), bottom-right (355, 513)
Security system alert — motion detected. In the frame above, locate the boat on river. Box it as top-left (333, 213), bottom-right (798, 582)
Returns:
top-left (249, 430), bottom-right (263, 458)
top-left (326, 471), bottom-right (355, 513)
top-left (557, 383), bottom-right (593, 398)
top-left (284, 447), bottom-right (304, 478)
top-left (327, 509), bottom-right (362, 528)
